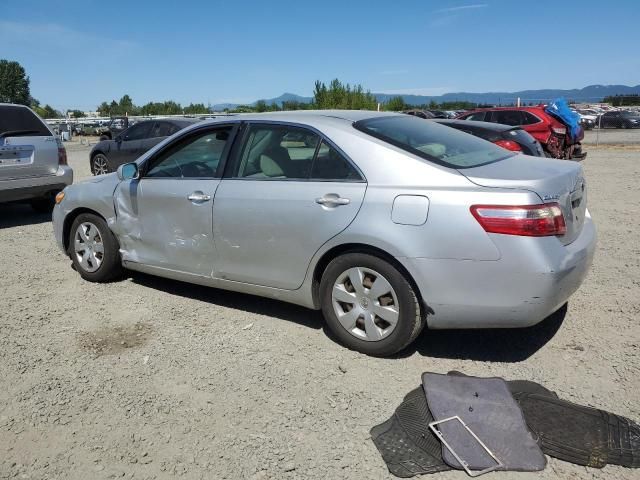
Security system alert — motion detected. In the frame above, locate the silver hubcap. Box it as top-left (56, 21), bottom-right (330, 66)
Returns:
top-left (331, 267), bottom-right (399, 342)
top-left (93, 156), bottom-right (109, 175)
top-left (74, 222), bottom-right (104, 272)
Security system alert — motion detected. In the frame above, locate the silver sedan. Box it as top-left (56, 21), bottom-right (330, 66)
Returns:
top-left (52, 111), bottom-right (596, 356)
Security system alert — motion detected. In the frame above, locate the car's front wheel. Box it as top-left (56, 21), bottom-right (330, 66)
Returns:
top-left (91, 154), bottom-right (111, 175)
top-left (319, 253), bottom-right (425, 356)
top-left (69, 213), bottom-right (122, 282)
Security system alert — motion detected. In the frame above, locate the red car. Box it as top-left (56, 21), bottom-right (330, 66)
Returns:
top-left (456, 106), bottom-right (586, 160)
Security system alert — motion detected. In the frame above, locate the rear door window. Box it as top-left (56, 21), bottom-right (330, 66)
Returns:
top-left (234, 124), bottom-right (320, 179)
top-left (521, 112), bottom-right (541, 125)
top-left (491, 110), bottom-right (525, 126)
top-left (464, 112), bottom-right (486, 121)
top-left (149, 121), bottom-right (176, 138)
top-left (123, 122), bottom-right (153, 141)
top-left (0, 106), bottom-right (50, 137)
top-left (310, 141), bottom-right (362, 181)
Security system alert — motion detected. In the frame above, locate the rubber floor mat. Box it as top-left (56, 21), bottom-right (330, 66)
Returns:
top-left (370, 387), bottom-right (451, 477)
top-left (422, 372), bottom-right (546, 472)
top-left (516, 393), bottom-right (640, 468)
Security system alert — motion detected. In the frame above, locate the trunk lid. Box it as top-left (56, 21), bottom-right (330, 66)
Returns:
top-left (459, 155), bottom-right (587, 245)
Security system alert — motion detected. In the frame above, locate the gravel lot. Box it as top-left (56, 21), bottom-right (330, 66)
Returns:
top-left (1, 141), bottom-right (639, 480)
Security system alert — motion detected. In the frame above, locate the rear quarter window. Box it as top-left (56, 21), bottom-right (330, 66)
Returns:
top-left (354, 115), bottom-right (514, 169)
top-left (0, 106), bottom-right (51, 137)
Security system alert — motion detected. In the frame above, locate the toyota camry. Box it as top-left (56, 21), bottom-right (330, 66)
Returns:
top-left (52, 111), bottom-right (596, 356)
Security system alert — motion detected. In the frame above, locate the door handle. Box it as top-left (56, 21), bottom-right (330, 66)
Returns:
top-left (315, 194), bottom-right (350, 207)
top-left (188, 191), bottom-right (212, 203)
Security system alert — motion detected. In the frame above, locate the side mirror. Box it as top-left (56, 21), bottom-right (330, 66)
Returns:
top-left (117, 163), bottom-right (139, 181)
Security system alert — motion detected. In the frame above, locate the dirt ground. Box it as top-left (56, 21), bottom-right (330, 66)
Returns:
top-left (1, 141), bottom-right (639, 480)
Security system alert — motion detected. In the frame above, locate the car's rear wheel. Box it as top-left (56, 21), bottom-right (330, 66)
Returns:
top-left (320, 253), bottom-right (425, 356)
top-left (91, 154), bottom-right (111, 175)
top-left (69, 213), bottom-right (122, 282)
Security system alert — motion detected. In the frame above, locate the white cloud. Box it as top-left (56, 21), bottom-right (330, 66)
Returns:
top-left (434, 3), bottom-right (488, 14)
top-left (0, 21), bottom-right (136, 52)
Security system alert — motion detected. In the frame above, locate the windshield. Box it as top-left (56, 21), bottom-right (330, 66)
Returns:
top-left (354, 115), bottom-right (514, 169)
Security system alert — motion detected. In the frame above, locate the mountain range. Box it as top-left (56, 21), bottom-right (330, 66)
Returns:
top-left (211, 84), bottom-right (640, 111)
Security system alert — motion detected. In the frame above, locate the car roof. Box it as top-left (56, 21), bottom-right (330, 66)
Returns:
top-left (466, 106), bottom-right (545, 112)
top-left (196, 110), bottom-right (403, 129)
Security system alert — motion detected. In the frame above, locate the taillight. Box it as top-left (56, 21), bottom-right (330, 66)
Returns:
top-left (58, 146), bottom-right (68, 166)
top-left (493, 139), bottom-right (522, 152)
top-left (551, 126), bottom-right (566, 135)
top-left (470, 203), bottom-right (566, 237)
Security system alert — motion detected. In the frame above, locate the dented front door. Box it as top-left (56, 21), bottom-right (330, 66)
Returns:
top-left (113, 178), bottom-right (219, 276)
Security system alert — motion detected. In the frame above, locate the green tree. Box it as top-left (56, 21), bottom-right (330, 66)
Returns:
top-left (183, 103), bottom-right (209, 114)
top-left (254, 100), bottom-right (268, 112)
top-left (34, 104), bottom-right (61, 118)
top-left (0, 59), bottom-right (31, 105)
top-left (69, 109), bottom-right (86, 118)
top-left (118, 94), bottom-right (135, 115)
top-left (384, 96), bottom-right (406, 111)
top-left (97, 101), bottom-right (111, 116)
top-left (312, 79), bottom-right (377, 110)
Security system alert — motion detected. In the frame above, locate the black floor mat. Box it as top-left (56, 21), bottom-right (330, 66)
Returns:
top-left (516, 393), bottom-right (640, 468)
top-left (370, 387), bottom-right (451, 477)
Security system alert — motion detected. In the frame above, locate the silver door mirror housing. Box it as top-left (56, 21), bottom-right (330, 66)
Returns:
top-left (117, 163), bottom-right (139, 181)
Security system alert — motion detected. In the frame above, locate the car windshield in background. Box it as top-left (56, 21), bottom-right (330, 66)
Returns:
top-left (354, 115), bottom-right (514, 169)
top-left (0, 106), bottom-right (51, 137)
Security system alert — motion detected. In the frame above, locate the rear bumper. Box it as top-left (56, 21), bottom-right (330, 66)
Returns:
top-left (399, 214), bottom-right (596, 329)
top-left (0, 165), bottom-right (73, 203)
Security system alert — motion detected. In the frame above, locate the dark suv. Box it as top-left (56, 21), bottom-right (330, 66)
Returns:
top-left (90, 118), bottom-right (199, 175)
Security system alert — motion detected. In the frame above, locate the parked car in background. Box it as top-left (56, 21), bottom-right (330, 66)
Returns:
top-left (598, 110), bottom-right (640, 129)
top-left (457, 106), bottom-right (585, 160)
top-left (99, 116), bottom-right (131, 140)
top-left (54, 111), bottom-right (595, 356)
top-left (0, 103), bottom-right (73, 212)
top-left (575, 109), bottom-right (599, 124)
top-left (89, 118), bottom-right (199, 175)
top-left (427, 110), bottom-right (449, 119)
top-left (78, 123), bottom-right (100, 136)
top-left (434, 119), bottom-right (545, 156)
top-left (572, 110), bottom-right (595, 130)
top-left (403, 109), bottom-right (435, 119)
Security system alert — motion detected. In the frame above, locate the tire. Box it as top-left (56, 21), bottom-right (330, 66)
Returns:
top-left (319, 253), bottom-right (425, 356)
top-left (69, 213), bottom-right (122, 282)
top-left (91, 153), bottom-right (111, 175)
top-left (30, 195), bottom-right (55, 213)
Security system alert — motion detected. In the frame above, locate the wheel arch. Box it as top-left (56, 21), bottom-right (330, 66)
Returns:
top-left (90, 149), bottom-right (106, 160)
top-left (310, 243), bottom-right (425, 312)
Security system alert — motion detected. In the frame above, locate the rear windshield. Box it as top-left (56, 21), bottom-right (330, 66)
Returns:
top-left (0, 106), bottom-right (51, 137)
top-left (354, 115), bottom-right (514, 168)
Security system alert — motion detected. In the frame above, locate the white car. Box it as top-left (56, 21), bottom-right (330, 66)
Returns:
top-left (0, 104), bottom-right (73, 211)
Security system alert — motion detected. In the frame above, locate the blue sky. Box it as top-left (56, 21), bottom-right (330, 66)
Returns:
top-left (1, 0), bottom-right (638, 110)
